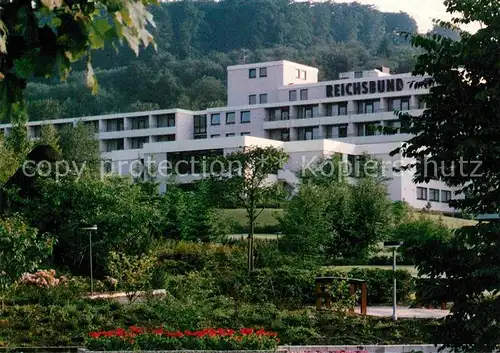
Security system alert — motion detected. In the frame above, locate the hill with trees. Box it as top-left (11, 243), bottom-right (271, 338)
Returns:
top-left (21, 0), bottom-right (422, 123)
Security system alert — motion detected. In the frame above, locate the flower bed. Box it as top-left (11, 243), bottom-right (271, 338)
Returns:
top-left (86, 327), bottom-right (279, 351)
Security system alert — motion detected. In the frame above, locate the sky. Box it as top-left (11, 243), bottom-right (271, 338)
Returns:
top-left (331, 0), bottom-right (481, 33)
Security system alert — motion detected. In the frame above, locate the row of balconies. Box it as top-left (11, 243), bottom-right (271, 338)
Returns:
top-left (265, 105), bottom-right (425, 122)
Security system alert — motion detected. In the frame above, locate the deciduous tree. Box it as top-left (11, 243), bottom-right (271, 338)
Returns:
top-left (393, 1), bottom-right (500, 351)
top-left (209, 146), bottom-right (289, 272)
top-left (0, 0), bottom-right (157, 121)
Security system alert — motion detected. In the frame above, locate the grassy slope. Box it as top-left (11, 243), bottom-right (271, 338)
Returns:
top-left (221, 208), bottom-right (476, 230)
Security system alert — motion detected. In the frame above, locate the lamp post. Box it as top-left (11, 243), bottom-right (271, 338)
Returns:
top-left (82, 225), bottom-right (97, 295)
top-left (384, 241), bottom-right (403, 320)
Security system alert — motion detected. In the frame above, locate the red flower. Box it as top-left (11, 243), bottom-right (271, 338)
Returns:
top-left (129, 326), bottom-right (144, 334)
top-left (114, 328), bottom-right (127, 337)
top-left (89, 332), bottom-right (101, 339)
top-left (152, 328), bottom-right (164, 335)
top-left (240, 328), bottom-right (254, 335)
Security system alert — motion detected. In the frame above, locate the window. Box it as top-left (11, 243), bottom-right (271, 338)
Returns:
top-left (259, 67), bottom-right (267, 77)
top-left (155, 134), bottom-right (175, 142)
top-left (84, 120), bottom-right (99, 133)
top-left (338, 103), bottom-right (347, 116)
top-left (296, 69), bottom-right (301, 78)
top-left (347, 155), bottom-right (357, 177)
top-left (417, 187), bottom-right (428, 200)
top-left (211, 134), bottom-right (220, 138)
top-left (131, 116), bottom-right (149, 130)
top-left (401, 97), bottom-right (410, 111)
top-left (32, 125), bottom-right (42, 138)
top-left (211, 113), bottom-right (221, 125)
top-left (300, 89), bottom-right (308, 100)
top-left (289, 90), bottom-right (297, 102)
top-left (356, 122), bottom-right (379, 136)
top-left (355, 71), bottom-right (363, 78)
top-left (338, 124), bottom-right (348, 138)
top-left (241, 132), bottom-right (250, 136)
top-left (130, 136), bottom-right (149, 149)
top-left (269, 107), bottom-right (289, 121)
top-left (358, 100), bottom-right (380, 114)
top-left (429, 188), bottom-right (440, 202)
top-left (386, 120), bottom-right (402, 134)
top-left (326, 103), bottom-right (348, 116)
top-left (194, 114), bottom-right (207, 139)
top-left (297, 105), bottom-right (319, 119)
top-left (389, 97), bottom-right (411, 111)
top-left (298, 126), bottom-right (320, 141)
top-left (226, 112), bottom-right (235, 124)
top-left (249, 94), bottom-right (257, 105)
top-left (259, 94), bottom-right (268, 104)
top-left (441, 190), bottom-right (452, 203)
top-left (240, 111), bottom-right (250, 123)
top-left (106, 118), bottom-right (124, 132)
top-left (249, 68), bottom-right (257, 79)
top-left (226, 133), bottom-right (235, 137)
top-left (157, 114), bottom-right (175, 127)
top-left (302, 70), bottom-right (307, 80)
top-left (280, 129), bottom-right (290, 141)
top-left (105, 139), bottom-right (124, 152)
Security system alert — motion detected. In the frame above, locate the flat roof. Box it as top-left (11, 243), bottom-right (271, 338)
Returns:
top-left (227, 60), bottom-right (318, 72)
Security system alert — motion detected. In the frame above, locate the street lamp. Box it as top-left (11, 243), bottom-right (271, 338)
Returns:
top-left (384, 241), bottom-right (403, 320)
top-left (82, 225), bottom-right (97, 295)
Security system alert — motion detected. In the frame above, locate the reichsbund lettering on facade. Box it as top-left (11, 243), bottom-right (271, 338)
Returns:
top-left (326, 78), bottom-right (405, 98)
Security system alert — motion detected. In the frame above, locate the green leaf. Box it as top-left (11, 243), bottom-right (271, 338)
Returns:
top-left (13, 57), bottom-right (35, 79)
top-left (86, 59), bottom-right (98, 95)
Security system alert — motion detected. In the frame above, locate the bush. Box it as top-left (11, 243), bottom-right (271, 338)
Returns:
top-left (346, 268), bottom-right (415, 305)
top-left (6, 276), bottom-right (106, 306)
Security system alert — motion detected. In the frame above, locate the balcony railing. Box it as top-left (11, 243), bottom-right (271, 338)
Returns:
top-left (265, 106), bottom-right (425, 122)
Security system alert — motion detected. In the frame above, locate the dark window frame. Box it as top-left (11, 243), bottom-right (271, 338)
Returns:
top-left (240, 111), bottom-right (251, 123)
top-left (417, 187), bottom-right (428, 200)
top-left (249, 68), bottom-right (257, 79)
top-left (211, 113), bottom-right (221, 126)
top-left (259, 67), bottom-right (267, 77)
top-left (226, 112), bottom-right (235, 124)
top-left (429, 188), bottom-right (440, 202)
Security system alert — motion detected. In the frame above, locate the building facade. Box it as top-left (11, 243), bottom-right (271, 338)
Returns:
top-left (0, 60), bottom-right (455, 213)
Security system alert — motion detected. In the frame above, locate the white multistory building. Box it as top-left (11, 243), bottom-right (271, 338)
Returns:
top-left (0, 60), bottom-right (455, 213)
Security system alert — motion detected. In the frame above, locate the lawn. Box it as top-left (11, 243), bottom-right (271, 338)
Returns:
top-left (221, 208), bottom-right (476, 230)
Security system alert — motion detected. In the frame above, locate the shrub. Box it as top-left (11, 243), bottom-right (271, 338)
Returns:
top-left (19, 269), bottom-right (67, 288)
top-left (107, 251), bottom-right (157, 304)
top-left (346, 268), bottom-right (415, 305)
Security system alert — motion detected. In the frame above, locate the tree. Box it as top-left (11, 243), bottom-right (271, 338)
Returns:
top-left (209, 145), bottom-right (289, 272)
top-left (0, 214), bottom-right (54, 288)
top-left (281, 153), bottom-right (394, 261)
top-left (38, 124), bottom-right (61, 152)
top-left (0, 134), bottom-right (19, 186)
top-left (0, 0), bottom-right (157, 121)
top-left (4, 103), bottom-right (32, 158)
top-left (58, 121), bottom-right (101, 176)
top-left (11, 176), bottom-right (164, 277)
top-left (392, 1), bottom-right (500, 351)
top-left (160, 181), bottom-right (229, 242)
